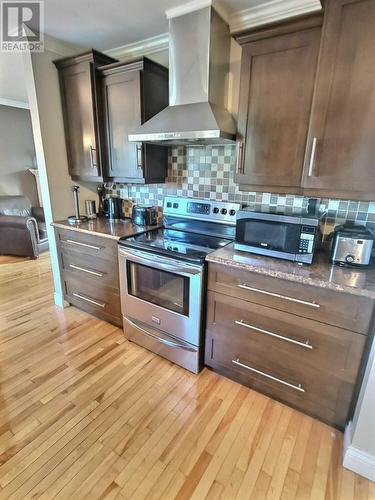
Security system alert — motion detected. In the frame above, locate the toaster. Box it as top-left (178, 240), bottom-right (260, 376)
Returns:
top-left (330, 225), bottom-right (374, 266)
top-left (131, 205), bottom-right (157, 226)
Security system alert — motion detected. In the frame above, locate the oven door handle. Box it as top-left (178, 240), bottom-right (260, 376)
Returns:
top-left (119, 247), bottom-right (202, 276)
top-left (126, 317), bottom-right (197, 352)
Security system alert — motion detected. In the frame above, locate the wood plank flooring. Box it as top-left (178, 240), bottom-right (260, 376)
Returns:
top-left (0, 253), bottom-right (373, 499)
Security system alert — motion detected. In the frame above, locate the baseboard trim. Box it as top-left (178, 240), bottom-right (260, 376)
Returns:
top-left (54, 292), bottom-right (69, 309)
top-left (343, 422), bottom-right (375, 482)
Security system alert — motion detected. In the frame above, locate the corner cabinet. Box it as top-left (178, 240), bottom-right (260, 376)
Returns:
top-left (99, 58), bottom-right (169, 184)
top-left (235, 0), bottom-right (375, 200)
top-left (54, 50), bottom-right (116, 182)
top-left (235, 17), bottom-right (322, 193)
top-left (302, 0), bottom-right (375, 200)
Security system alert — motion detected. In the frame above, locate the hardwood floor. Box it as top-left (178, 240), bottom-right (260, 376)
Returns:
top-left (0, 255), bottom-right (31, 265)
top-left (0, 253), bottom-right (373, 499)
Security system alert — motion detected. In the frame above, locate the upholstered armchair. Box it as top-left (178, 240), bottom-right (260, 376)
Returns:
top-left (0, 196), bottom-right (49, 259)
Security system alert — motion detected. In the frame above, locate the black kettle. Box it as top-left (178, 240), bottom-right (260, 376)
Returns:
top-left (108, 197), bottom-right (123, 221)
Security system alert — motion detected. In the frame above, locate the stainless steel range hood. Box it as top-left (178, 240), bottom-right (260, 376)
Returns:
top-left (128, 6), bottom-right (236, 146)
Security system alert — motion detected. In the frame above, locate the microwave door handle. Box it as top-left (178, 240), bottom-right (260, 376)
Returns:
top-left (119, 247), bottom-right (202, 276)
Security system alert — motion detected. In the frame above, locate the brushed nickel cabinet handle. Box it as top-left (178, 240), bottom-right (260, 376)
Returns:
top-left (66, 239), bottom-right (102, 251)
top-left (234, 320), bottom-right (313, 349)
top-left (136, 144), bottom-right (143, 169)
top-left (236, 140), bottom-right (244, 175)
top-left (307, 137), bottom-right (317, 177)
top-left (232, 358), bottom-right (305, 393)
top-left (89, 145), bottom-right (97, 169)
top-left (69, 264), bottom-right (104, 277)
top-left (237, 284), bottom-right (320, 308)
top-left (72, 293), bottom-right (105, 308)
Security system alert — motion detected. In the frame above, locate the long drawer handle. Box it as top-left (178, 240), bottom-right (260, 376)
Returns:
top-left (232, 358), bottom-right (305, 393)
top-left (126, 317), bottom-right (196, 352)
top-left (66, 239), bottom-right (102, 251)
top-left (235, 320), bottom-right (313, 349)
top-left (69, 264), bottom-right (104, 277)
top-left (237, 284), bottom-right (320, 308)
top-left (72, 293), bottom-right (105, 308)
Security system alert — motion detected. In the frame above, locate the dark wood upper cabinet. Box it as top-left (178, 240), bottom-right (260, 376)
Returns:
top-left (54, 50), bottom-right (116, 182)
top-left (235, 18), bottom-right (322, 193)
top-left (99, 58), bottom-right (169, 184)
top-left (302, 0), bottom-right (375, 200)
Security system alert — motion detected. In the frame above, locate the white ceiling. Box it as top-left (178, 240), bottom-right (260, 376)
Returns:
top-left (43, 0), bottom-right (267, 51)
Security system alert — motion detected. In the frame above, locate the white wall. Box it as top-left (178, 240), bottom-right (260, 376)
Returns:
top-left (0, 105), bottom-right (38, 205)
top-left (344, 338), bottom-right (375, 481)
top-left (24, 42), bottom-right (96, 307)
top-left (0, 52), bottom-right (28, 105)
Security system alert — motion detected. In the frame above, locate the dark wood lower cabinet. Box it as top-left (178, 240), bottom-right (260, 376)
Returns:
top-left (205, 264), bottom-right (373, 429)
top-left (55, 228), bottom-right (122, 327)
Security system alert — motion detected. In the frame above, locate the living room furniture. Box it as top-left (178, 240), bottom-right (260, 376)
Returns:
top-left (0, 195), bottom-right (49, 259)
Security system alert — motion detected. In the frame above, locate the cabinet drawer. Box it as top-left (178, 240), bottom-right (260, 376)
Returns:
top-left (208, 263), bottom-right (373, 334)
top-left (205, 291), bottom-right (367, 428)
top-left (206, 291), bottom-right (366, 379)
top-left (205, 334), bottom-right (353, 428)
top-left (63, 276), bottom-right (121, 327)
top-left (60, 249), bottom-right (119, 290)
top-left (56, 229), bottom-right (117, 262)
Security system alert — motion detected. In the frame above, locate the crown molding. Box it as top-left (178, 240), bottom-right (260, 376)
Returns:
top-left (106, 33), bottom-right (169, 60)
top-left (166, 0), bottom-right (211, 19)
top-left (229, 0), bottom-right (322, 34)
top-left (165, 0), bottom-right (229, 21)
top-left (44, 34), bottom-right (85, 56)
top-left (105, 0), bottom-right (322, 61)
top-left (0, 97), bottom-right (29, 109)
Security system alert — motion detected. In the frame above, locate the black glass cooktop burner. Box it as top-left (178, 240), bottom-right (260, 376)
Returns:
top-left (119, 228), bottom-right (232, 263)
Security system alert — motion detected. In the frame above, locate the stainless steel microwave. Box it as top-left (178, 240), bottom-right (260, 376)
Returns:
top-left (234, 208), bottom-right (320, 264)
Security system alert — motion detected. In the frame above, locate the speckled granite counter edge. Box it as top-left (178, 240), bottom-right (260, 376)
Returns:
top-left (206, 253), bottom-right (375, 300)
top-left (51, 222), bottom-right (121, 240)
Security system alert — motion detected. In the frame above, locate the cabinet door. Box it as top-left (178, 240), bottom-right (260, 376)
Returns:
top-left (59, 63), bottom-right (102, 180)
top-left (102, 70), bottom-right (144, 182)
top-left (236, 28), bottom-right (321, 192)
top-left (302, 0), bottom-right (375, 199)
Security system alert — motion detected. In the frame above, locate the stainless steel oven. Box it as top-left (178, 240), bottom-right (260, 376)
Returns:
top-left (118, 196), bottom-right (239, 373)
top-left (118, 246), bottom-right (204, 372)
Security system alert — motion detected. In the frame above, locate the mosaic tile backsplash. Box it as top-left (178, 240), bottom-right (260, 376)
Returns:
top-left (104, 145), bottom-right (375, 240)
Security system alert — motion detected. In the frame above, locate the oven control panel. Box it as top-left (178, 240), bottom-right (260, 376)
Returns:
top-left (164, 197), bottom-right (240, 224)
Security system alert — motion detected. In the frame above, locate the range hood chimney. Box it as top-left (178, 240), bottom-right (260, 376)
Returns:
top-left (128, 5), bottom-right (236, 146)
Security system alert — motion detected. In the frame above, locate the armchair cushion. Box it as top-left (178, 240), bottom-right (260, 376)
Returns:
top-left (37, 221), bottom-right (48, 241)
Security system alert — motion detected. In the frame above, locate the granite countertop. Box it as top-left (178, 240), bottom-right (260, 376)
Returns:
top-left (206, 243), bottom-right (375, 299)
top-left (52, 217), bottom-right (160, 240)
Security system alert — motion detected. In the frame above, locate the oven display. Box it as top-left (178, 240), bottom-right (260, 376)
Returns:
top-left (187, 202), bottom-right (210, 215)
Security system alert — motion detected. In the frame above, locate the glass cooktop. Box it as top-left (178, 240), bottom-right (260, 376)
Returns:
top-left (118, 228), bottom-right (232, 263)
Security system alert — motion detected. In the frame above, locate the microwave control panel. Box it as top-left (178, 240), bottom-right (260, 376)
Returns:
top-left (299, 226), bottom-right (316, 254)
